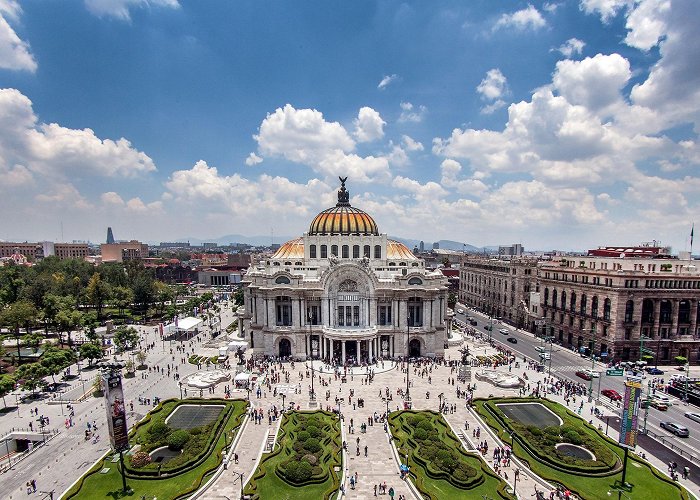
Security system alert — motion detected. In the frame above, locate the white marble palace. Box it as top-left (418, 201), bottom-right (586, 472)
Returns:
top-left (241, 178), bottom-right (449, 364)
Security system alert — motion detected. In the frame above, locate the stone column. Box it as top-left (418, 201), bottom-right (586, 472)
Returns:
top-left (356, 340), bottom-right (360, 363)
top-left (369, 337), bottom-right (374, 361)
top-left (342, 341), bottom-right (346, 364)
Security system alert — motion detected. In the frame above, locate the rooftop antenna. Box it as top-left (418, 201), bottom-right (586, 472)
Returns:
top-left (61, 221), bottom-right (64, 242)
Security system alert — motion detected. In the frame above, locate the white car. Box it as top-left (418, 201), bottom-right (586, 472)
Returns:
top-left (584, 369), bottom-right (600, 378)
top-left (499, 328), bottom-right (509, 335)
top-left (653, 395), bottom-right (671, 405)
top-left (456, 308), bottom-right (464, 314)
top-left (685, 412), bottom-right (700, 424)
top-left (535, 346), bottom-right (546, 353)
top-left (540, 352), bottom-right (551, 360)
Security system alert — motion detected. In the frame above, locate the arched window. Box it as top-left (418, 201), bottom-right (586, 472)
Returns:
top-left (331, 245), bottom-right (338, 257)
top-left (560, 291), bottom-right (566, 310)
top-left (389, 262), bottom-right (396, 266)
top-left (570, 292), bottom-right (576, 313)
top-left (363, 245), bottom-right (371, 258)
top-left (275, 276), bottom-right (291, 284)
top-left (543, 288), bottom-right (549, 306)
top-left (641, 298), bottom-right (654, 323)
top-left (603, 298), bottom-right (611, 321)
top-left (580, 294), bottom-right (587, 315)
top-left (374, 245), bottom-right (382, 259)
top-left (408, 297), bottom-right (422, 326)
top-left (591, 296), bottom-right (599, 318)
top-left (320, 245), bottom-right (327, 258)
top-left (309, 244), bottom-right (317, 258)
top-left (552, 289), bottom-right (558, 310)
top-left (625, 300), bottom-right (634, 323)
top-left (353, 245), bottom-right (360, 259)
top-left (342, 245), bottom-right (349, 258)
top-left (408, 277), bottom-right (423, 285)
top-left (660, 300), bottom-right (672, 323)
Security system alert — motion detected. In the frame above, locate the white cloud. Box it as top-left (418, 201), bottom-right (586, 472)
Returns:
top-left (377, 74), bottom-right (398, 90)
top-left (391, 176), bottom-right (448, 201)
top-left (84, 0), bottom-right (180, 21)
top-left (554, 38), bottom-right (586, 57)
top-left (245, 152), bottom-right (263, 166)
top-left (0, 163), bottom-right (32, 187)
top-left (401, 135), bottom-right (424, 152)
top-left (493, 5), bottom-right (547, 31)
top-left (398, 102), bottom-right (427, 123)
top-left (0, 2), bottom-right (37, 72)
top-left (579, 0), bottom-right (632, 23)
top-left (101, 191), bottom-right (125, 205)
top-left (353, 107), bottom-right (386, 142)
top-left (477, 69), bottom-right (508, 101)
top-left (543, 2), bottom-right (561, 13)
top-left (0, 88), bottom-right (156, 179)
top-left (439, 159), bottom-right (489, 196)
top-left (317, 151), bottom-right (390, 183)
top-left (35, 183), bottom-right (92, 210)
top-left (624, 0), bottom-right (670, 50)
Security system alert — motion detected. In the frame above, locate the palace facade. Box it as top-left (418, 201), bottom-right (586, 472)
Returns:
top-left (240, 179), bottom-right (449, 362)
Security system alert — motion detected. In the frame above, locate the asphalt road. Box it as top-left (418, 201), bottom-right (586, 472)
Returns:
top-left (454, 306), bottom-right (700, 462)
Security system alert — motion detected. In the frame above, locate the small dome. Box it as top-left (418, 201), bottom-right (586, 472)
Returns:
top-left (308, 177), bottom-right (379, 236)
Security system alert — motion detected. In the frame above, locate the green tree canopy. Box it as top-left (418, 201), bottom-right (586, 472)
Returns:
top-left (114, 326), bottom-right (140, 352)
top-left (15, 362), bottom-right (49, 392)
top-left (0, 299), bottom-right (38, 363)
top-left (79, 342), bottom-right (103, 366)
top-left (86, 272), bottom-right (111, 320)
top-left (0, 374), bottom-right (15, 407)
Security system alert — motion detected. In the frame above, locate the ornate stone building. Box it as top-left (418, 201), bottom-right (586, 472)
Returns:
top-left (240, 179), bottom-right (449, 362)
top-left (539, 256), bottom-right (700, 363)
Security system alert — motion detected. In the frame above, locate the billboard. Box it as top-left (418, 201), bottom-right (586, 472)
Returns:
top-left (618, 379), bottom-right (643, 448)
top-left (103, 371), bottom-right (129, 451)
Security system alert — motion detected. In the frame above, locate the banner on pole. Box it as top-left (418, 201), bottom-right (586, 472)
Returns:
top-left (103, 371), bottom-right (129, 451)
top-left (618, 379), bottom-right (642, 448)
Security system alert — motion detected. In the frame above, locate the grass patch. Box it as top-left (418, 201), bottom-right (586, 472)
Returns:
top-left (244, 410), bottom-right (342, 500)
top-left (474, 397), bottom-right (689, 500)
top-left (62, 398), bottom-right (247, 500)
top-left (389, 410), bottom-right (513, 500)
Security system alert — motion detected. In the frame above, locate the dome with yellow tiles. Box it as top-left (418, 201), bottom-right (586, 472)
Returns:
top-left (308, 177), bottom-right (379, 236)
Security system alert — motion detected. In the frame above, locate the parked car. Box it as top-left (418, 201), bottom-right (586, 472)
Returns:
top-left (507, 337), bottom-right (518, 344)
top-left (499, 328), bottom-right (509, 335)
top-left (643, 399), bottom-right (669, 411)
top-left (645, 367), bottom-right (664, 375)
top-left (583, 369), bottom-right (600, 378)
top-left (470, 319), bottom-right (477, 326)
top-left (601, 389), bottom-right (622, 401)
top-left (660, 422), bottom-right (689, 437)
top-left (535, 346), bottom-right (546, 353)
top-left (576, 370), bottom-right (592, 381)
top-left (684, 412), bottom-right (700, 424)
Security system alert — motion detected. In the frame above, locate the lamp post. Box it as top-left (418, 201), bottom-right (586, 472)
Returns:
top-left (281, 393), bottom-right (286, 412)
top-left (231, 471), bottom-right (245, 500)
top-left (406, 315), bottom-right (411, 402)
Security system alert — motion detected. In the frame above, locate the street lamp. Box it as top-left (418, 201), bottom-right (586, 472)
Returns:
top-left (231, 471), bottom-right (245, 500)
top-left (406, 314), bottom-right (411, 402)
top-left (281, 393), bottom-right (286, 412)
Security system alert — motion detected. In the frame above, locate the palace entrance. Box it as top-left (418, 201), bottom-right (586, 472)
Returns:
top-left (279, 338), bottom-right (291, 358)
top-left (409, 339), bottom-right (421, 358)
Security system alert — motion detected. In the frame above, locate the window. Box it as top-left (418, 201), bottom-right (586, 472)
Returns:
top-left (275, 296), bottom-right (292, 326)
top-left (603, 298), bottom-right (611, 321)
top-left (544, 288), bottom-right (549, 306)
top-left (337, 306), bottom-right (345, 326)
top-left (320, 245), bottom-right (327, 258)
top-left (342, 245), bottom-right (349, 258)
top-left (570, 292), bottom-right (576, 313)
top-left (408, 277), bottom-right (423, 285)
top-left (275, 276), bottom-right (291, 284)
top-left (364, 245), bottom-right (371, 258)
top-left (624, 300), bottom-right (634, 323)
top-left (378, 304), bottom-right (392, 325)
top-left (331, 245), bottom-right (338, 257)
top-left (307, 305), bottom-right (320, 325)
top-left (560, 291), bottom-right (566, 310)
top-left (374, 245), bottom-right (381, 259)
top-left (580, 294), bottom-right (587, 315)
top-left (309, 244), bottom-right (317, 258)
top-left (408, 297), bottom-right (422, 327)
top-left (552, 289), bottom-right (558, 309)
top-left (353, 306), bottom-right (359, 326)
top-left (353, 245), bottom-right (360, 258)
top-left (591, 296), bottom-right (598, 318)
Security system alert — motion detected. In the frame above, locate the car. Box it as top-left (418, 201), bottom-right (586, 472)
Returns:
top-left (643, 399), bottom-right (669, 411)
top-left (469, 320), bottom-right (477, 326)
top-left (576, 370), bottom-right (592, 381)
top-left (653, 394), bottom-right (671, 405)
top-left (499, 328), bottom-right (509, 335)
top-left (601, 389), bottom-right (622, 401)
top-left (507, 337), bottom-right (518, 344)
top-left (539, 352), bottom-right (551, 360)
top-left (645, 367), bottom-right (664, 375)
top-left (535, 346), bottom-right (546, 353)
top-left (660, 422), bottom-right (689, 437)
top-left (456, 308), bottom-right (464, 314)
top-left (583, 369), bottom-right (601, 378)
top-left (684, 412), bottom-right (700, 424)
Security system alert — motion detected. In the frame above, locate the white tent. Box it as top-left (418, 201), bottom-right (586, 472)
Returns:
top-left (177, 316), bottom-right (203, 331)
top-left (234, 372), bottom-right (251, 388)
top-left (228, 340), bottom-right (247, 351)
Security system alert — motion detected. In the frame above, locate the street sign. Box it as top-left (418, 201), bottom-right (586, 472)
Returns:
top-left (606, 369), bottom-right (624, 376)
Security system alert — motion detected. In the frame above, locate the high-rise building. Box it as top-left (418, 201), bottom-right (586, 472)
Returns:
top-left (106, 227), bottom-right (115, 244)
top-left (101, 240), bottom-right (149, 262)
top-left (419, 241), bottom-right (425, 252)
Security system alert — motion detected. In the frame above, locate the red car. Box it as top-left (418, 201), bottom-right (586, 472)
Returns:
top-left (576, 370), bottom-right (592, 381)
top-left (601, 389), bottom-right (622, 401)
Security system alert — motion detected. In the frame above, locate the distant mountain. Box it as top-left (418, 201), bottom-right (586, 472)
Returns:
top-left (390, 237), bottom-right (484, 253)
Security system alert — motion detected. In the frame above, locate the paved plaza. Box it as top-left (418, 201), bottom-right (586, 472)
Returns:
top-left (2, 308), bottom-right (699, 499)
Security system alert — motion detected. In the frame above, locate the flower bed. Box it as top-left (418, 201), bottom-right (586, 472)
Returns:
top-left (244, 410), bottom-right (342, 500)
top-left (389, 410), bottom-right (512, 500)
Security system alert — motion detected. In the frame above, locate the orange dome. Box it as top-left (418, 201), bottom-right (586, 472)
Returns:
top-left (308, 177), bottom-right (379, 236)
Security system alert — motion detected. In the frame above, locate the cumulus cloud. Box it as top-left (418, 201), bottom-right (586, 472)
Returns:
top-left (377, 74), bottom-right (398, 90)
top-left (398, 102), bottom-right (427, 123)
top-left (554, 38), bottom-right (586, 57)
top-left (0, 88), bottom-right (156, 179)
top-left (35, 183), bottom-right (92, 210)
top-left (245, 152), bottom-right (263, 166)
top-left (439, 159), bottom-right (489, 196)
top-left (0, 2), bottom-right (37, 72)
top-left (101, 191), bottom-right (125, 205)
top-left (353, 107), bottom-right (386, 142)
top-left (493, 5), bottom-right (547, 31)
top-left (579, 0), bottom-right (632, 23)
top-left (401, 135), bottom-right (424, 152)
top-left (84, 0), bottom-right (180, 21)
top-left (477, 69), bottom-right (509, 114)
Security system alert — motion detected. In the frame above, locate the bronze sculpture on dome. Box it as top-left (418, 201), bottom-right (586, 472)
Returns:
top-left (337, 176), bottom-right (350, 206)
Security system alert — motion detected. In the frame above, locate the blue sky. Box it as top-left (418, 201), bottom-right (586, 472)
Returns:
top-left (0, 0), bottom-right (698, 251)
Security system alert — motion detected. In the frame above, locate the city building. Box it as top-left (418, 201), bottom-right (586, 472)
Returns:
top-left (241, 179), bottom-right (449, 362)
top-left (106, 227), bottom-right (115, 244)
top-left (197, 267), bottom-right (243, 286)
top-left (498, 243), bottom-right (524, 257)
top-left (459, 257), bottom-right (539, 329)
top-left (0, 241), bottom-right (89, 261)
top-left (100, 240), bottom-right (149, 262)
top-left (539, 255), bottom-right (700, 364)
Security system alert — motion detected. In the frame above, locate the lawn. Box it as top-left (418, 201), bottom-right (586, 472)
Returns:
top-left (474, 397), bottom-right (689, 500)
top-left (389, 410), bottom-right (513, 500)
top-left (243, 410), bottom-right (342, 500)
top-left (62, 398), bottom-right (247, 500)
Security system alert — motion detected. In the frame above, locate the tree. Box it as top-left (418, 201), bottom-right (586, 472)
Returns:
top-left (40, 346), bottom-right (76, 385)
top-left (22, 332), bottom-right (43, 353)
top-left (114, 326), bottom-right (140, 352)
top-left (132, 274), bottom-right (155, 322)
top-left (55, 300), bottom-right (83, 347)
top-left (86, 273), bottom-right (111, 320)
top-left (234, 288), bottom-right (244, 307)
top-left (172, 284), bottom-right (188, 311)
top-left (154, 281), bottom-right (172, 318)
top-left (81, 311), bottom-right (100, 343)
top-left (0, 299), bottom-right (38, 363)
top-left (136, 350), bottom-right (147, 368)
top-left (0, 374), bottom-right (15, 408)
top-left (448, 292), bottom-right (457, 309)
top-left (675, 356), bottom-right (688, 365)
top-left (112, 286), bottom-right (134, 318)
top-left (15, 362), bottom-right (49, 393)
top-left (80, 342), bottom-right (103, 366)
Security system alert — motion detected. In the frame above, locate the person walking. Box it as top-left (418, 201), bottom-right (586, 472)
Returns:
top-left (389, 486), bottom-right (395, 499)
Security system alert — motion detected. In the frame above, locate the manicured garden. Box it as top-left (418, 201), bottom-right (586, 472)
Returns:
top-left (63, 398), bottom-right (247, 499)
top-left (475, 397), bottom-right (689, 500)
top-left (243, 410), bottom-right (342, 500)
top-left (389, 410), bottom-right (513, 499)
